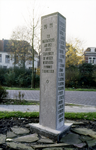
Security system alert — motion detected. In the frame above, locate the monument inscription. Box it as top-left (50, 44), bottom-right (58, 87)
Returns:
top-left (40, 12), bottom-right (66, 130)
top-left (29, 12), bottom-right (72, 142)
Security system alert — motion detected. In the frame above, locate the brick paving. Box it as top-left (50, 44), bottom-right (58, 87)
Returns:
top-left (65, 91), bottom-right (96, 106)
top-left (7, 90), bottom-right (39, 101)
top-left (0, 90), bottom-right (95, 112)
top-left (7, 90), bottom-right (96, 106)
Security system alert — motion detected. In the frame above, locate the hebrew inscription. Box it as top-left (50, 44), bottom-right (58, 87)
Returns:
top-left (42, 31), bottom-right (55, 73)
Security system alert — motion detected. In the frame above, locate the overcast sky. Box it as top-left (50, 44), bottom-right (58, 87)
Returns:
top-left (0, 0), bottom-right (96, 49)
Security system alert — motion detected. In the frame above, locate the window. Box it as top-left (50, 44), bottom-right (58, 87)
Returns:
top-left (5, 55), bottom-right (10, 63)
top-left (3, 66), bottom-right (7, 69)
top-left (88, 57), bottom-right (96, 64)
top-left (0, 54), bottom-right (2, 62)
top-left (86, 48), bottom-right (91, 52)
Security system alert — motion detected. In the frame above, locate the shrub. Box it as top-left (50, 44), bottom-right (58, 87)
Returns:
top-left (15, 73), bottom-right (31, 87)
top-left (0, 68), bottom-right (7, 85)
top-left (65, 67), bottom-right (79, 88)
top-left (4, 70), bottom-right (15, 87)
top-left (79, 63), bottom-right (94, 87)
top-left (34, 75), bottom-right (40, 88)
top-left (0, 86), bottom-right (8, 102)
top-left (0, 67), bottom-right (40, 88)
top-left (65, 63), bottom-right (96, 88)
top-left (92, 70), bottom-right (96, 87)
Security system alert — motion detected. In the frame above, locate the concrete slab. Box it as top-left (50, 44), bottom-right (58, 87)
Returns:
top-left (13, 134), bottom-right (39, 143)
top-left (0, 104), bottom-right (96, 112)
top-left (6, 142), bottom-right (33, 150)
top-left (29, 123), bottom-right (72, 142)
top-left (11, 126), bottom-right (30, 135)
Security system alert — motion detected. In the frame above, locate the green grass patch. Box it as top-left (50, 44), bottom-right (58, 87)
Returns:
top-left (0, 111), bottom-right (96, 121)
top-left (0, 111), bottom-right (39, 119)
top-left (3, 86), bottom-right (96, 91)
top-left (65, 88), bottom-right (96, 91)
top-left (65, 112), bottom-right (96, 120)
top-left (3, 87), bottom-right (40, 90)
top-left (1, 99), bottom-right (39, 105)
top-left (65, 103), bottom-right (83, 107)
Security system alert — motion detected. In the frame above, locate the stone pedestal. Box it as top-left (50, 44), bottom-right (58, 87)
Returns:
top-left (29, 123), bottom-right (72, 142)
top-left (29, 12), bottom-right (72, 141)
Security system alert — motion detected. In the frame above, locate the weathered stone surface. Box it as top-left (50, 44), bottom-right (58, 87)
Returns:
top-left (11, 126), bottom-right (30, 135)
top-left (6, 142), bottom-right (33, 150)
top-left (64, 148), bottom-right (76, 150)
top-left (73, 143), bottom-right (86, 148)
top-left (86, 139), bottom-right (96, 147)
top-left (60, 132), bottom-right (81, 144)
top-left (0, 134), bottom-right (6, 144)
top-left (43, 148), bottom-right (63, 150)
top-left (80, 135), bottom-right (93, 142)
top-left (7, 131), bottom-right (17, 138)
top-left (13, 133), bottom-right (39, 143)
top-left (71, 128), bottom-right (96, 139)
top-left (60, 133), bottom-right (86, 149)
top-left (38, 137), bottom-right (54, 144)
top-left (32, 143), bottom-right (69, 149)
top-left (79, 135), bottom-right (96, 147)
top-left (65, 120), bottom-right (84, 125)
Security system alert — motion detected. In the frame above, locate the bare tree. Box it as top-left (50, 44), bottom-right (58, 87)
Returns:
top-left (22, 1), bottom-right (42, 88)
top-left (10, 0), bottom-right (46, 88)
top-left (9, 26), bottom-right (31, 70)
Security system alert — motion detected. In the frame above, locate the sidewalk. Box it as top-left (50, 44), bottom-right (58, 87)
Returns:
top-left (0, 104), bottom-right (96, 112)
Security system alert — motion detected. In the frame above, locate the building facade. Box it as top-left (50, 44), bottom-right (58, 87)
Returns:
top-left (84, 47), bottom-right (96, 65)
top-left (0, 39), bottom-right (39, 69)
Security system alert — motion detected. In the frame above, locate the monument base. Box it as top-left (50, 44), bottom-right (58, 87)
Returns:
top-left (29, 123), bottom-right (72, 142)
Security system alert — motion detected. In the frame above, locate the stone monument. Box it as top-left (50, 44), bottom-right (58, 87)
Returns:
top-left (29, 12), bottom-right (72, 141)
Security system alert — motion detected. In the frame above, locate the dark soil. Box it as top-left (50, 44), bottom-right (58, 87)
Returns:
top-left (0, 117), bottom-right (39, 135)
top-left (0, 118), bottom-right (96, 135)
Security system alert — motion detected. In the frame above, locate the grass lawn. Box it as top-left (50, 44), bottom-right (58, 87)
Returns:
top-left (65, 88), bottom-right (96, 91)
top-left (3, 86), bottom-right (96, 91)
top-left (0, 111), bottom-right (96, 121)
top-left (65, 112), bottom-right (96, 121)
top-left (0, 111), bottom-right (39, 119)
top-left (4, 87), bottom-right (40, 90)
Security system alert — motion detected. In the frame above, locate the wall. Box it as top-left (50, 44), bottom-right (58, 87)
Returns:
top-left (0, 52), bottom-right (39, 69)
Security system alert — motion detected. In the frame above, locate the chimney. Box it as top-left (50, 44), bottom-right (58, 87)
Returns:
top-left (2, 39), bottom-right (4, 52)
